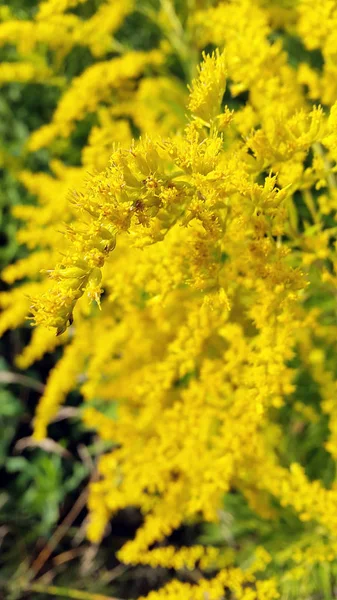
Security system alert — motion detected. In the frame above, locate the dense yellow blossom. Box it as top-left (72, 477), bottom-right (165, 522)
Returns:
top-left (28, 50), bottom-right (164, 149)
top-left (188, 49), bottom-right (227, 122)
top-left (0, 0), bottom-right (133, 59)
top-left (5, 0), bottom-right (337, 598)
top-left (0, 61), bottom-right (54, 85)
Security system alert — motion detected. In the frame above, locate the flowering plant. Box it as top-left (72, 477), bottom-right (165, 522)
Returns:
top-left (3, 0), bottom-right (337, 597)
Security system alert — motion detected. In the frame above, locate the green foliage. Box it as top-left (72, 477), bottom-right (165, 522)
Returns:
top-left (6, 453), bottom-right (87, 534)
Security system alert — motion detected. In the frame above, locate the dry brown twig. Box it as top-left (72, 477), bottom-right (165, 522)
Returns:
top-left (30, 486), bottom-right (89, 578)
top-left (0, 370), bottom-right (45, 393)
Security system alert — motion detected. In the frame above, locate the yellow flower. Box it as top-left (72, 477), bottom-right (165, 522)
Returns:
top-left (4, 0), bottom-right (337, 596)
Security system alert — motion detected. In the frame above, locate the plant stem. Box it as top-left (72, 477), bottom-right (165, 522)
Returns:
top-left (0, 370), bottom-right (45, 393)
top-left (29, 583), bottom-right (120, 600)
top-left (30, 488), bottom-right (88, 577)
top-left (313, 141), bottom-right (337, 192)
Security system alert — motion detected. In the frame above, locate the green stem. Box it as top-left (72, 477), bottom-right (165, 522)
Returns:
top-left (302, 189), bottom-right (320, 224)
top-left (137, 0), bottom-right (198, 82)
top-left (313, 141), bottom-right (337, 192)
top-left (30, 583), bottom-right (120, 600)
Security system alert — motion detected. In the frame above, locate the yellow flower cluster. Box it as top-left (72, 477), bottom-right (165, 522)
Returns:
top-left (0, 61), bottom-right (53, 85)
top-left (4, 0), bottom-right (337, 597)
top-left (137, 556), bottom-right (279, 600)
top-left (0, 0), bottom-right (133, 58)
